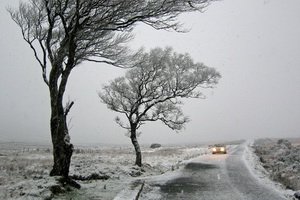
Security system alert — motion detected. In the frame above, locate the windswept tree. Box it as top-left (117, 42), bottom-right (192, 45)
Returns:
top-left (8, 0), bottom-right (216, 179)
top-left (99, 47), bottom-right (221, 167)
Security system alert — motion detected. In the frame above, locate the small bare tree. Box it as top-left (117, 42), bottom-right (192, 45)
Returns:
top-left (99, 47), bottom-right (221, 167)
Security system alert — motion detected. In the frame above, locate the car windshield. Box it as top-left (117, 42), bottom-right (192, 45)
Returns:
top-left (214, 144), bottom-right (224, 147)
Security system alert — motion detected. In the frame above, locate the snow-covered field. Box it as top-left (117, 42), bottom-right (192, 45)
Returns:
top-left (1, 140), bottom-right (298, 200)
top-left (0, 143), bottom-right (210, 199)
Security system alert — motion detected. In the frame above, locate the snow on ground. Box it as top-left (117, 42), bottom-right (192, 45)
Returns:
top-left (0, 143), bottom-right (210, 200)
top-left (243, 140), bottom-right (295, 199)
top-left (117, 141), bottom-right (299, 200)
top-left (1, 140), bottom-right (297, 200)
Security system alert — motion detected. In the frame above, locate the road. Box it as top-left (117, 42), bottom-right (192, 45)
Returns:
top-left (139, 144), bottom-right (288, 200)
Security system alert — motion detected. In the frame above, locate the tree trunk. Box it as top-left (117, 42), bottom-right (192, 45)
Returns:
top-left (49, 100), bottom-right (73, 177)
top-left (130, 127), bottom-right (142, 167)
top-left (47, 38), bottom-right (77, 178)
top-left (48, 67), bottom-right (74, 177)
top-left (49, 115), bottom-right (73, 177)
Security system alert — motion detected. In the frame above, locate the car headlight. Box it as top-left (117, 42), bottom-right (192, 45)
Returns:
top-left (212, 148), bottom-right (217, 151)
top-left (220, 147), bottom-right (225, 151)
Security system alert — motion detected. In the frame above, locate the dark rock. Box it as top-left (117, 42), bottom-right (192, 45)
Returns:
top-left (150, 143), bottom-right (161, 149)
top-left (294, 191), bottom-right (300, 199)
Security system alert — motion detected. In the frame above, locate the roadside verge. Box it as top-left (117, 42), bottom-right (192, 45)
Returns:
top-left (113, 180), bottom-right (145, 200)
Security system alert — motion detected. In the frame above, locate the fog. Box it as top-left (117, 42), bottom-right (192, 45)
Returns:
top-left (0, 0), bottom-right (299, 145)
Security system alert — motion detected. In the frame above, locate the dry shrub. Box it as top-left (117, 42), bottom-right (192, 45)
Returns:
top-left (0, 149), bottom-right (52, 181)
top-left (254, 139), bottom-right (300, 191)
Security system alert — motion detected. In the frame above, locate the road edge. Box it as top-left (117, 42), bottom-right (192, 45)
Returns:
top-left (243, 140), bottom-right (295, 199)
top-left (113, 180), bottom-right (144, 200)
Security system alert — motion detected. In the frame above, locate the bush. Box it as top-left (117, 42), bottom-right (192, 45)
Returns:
top-left (150, 143), bottom-right (161, 149)
top-left (254, 139), bottom-right (300, 191)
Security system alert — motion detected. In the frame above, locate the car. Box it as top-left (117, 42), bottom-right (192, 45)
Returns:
top-left (211, 144), bottom-right (227, 154)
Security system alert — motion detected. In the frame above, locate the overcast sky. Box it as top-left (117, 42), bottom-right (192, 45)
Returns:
top-left (0, 0), bottom-right (299, 145)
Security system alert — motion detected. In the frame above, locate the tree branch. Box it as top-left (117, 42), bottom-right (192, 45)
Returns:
top-left (99, 47), bottom-right (220, 133)
top-left (64, 101), bottom-right (74, 117)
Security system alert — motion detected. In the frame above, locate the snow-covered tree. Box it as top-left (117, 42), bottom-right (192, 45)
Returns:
top-left (99, 47), bottom-right (221, 166)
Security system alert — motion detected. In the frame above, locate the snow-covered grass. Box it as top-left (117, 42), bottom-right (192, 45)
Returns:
top-left (0, 143), bottom-right (210, 200)
top-left (3, 140), bottom-right (297, 200)
top-left (243, 140), bottom-right (296, 199)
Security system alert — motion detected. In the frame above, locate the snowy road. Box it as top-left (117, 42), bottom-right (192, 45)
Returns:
top-left (139, 144), bottom-right (288, 200)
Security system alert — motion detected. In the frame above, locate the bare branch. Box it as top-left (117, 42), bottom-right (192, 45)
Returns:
top-left (99, 47), bottom-right (221, 132)
top-left (115, 116), bottom-right (130, 130)
top-left (64, 100), bottom-right (74, 117)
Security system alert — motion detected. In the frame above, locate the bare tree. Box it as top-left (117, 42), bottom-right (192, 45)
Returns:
top-left (8, 0), bottom-right (215, 180)
top-left (99, 47), bottom-right (221, 167)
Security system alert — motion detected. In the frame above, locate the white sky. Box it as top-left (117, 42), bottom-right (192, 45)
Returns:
top-left (0, 0), bottom-right (299, 145)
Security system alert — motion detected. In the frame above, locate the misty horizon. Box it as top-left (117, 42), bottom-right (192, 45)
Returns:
top-left (0, 0), bottom-right (299, 145)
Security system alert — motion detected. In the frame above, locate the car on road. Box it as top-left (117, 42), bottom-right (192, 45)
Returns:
top-left (211, 144), bottom-right (227, 154)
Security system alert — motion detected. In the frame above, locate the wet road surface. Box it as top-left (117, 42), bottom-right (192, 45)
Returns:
top-left (139, 144), bottom-right (288, 200)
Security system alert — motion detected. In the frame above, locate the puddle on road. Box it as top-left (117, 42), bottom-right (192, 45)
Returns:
top-left (184, 162), bottom-right (218, 170)
top-left (159, 177), bottom-right (212, 194)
